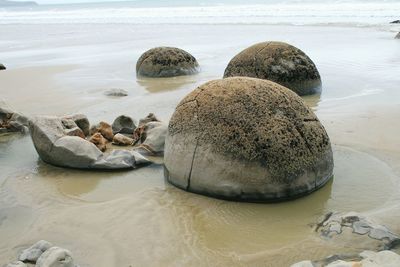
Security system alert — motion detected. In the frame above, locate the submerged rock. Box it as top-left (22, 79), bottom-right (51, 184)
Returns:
top-left (136, 47), bottom-right (199, 78)
top-left (104, 88), bottom-right (128, 97)
top-left (291, 250), bottom-right (400, 267)
top-left (316, 211), bottom-right (399, 250)
top-left (390, 20), bottom-right (400, 23)
top-left (112, 133), bottom-right (134, 146)
top-left (36, 247), bottom-right (76, 267)
top-left (18, 240), bottom-right (52, 263)
top-left (164, 77), bottom-right (333, 202)
top-left (29, 116), bottom-right (150, 169)
top-left (0, 64), bottom-right (5, 70)
top-left (112, 115), bottom-right (136, 134)
top-left (223, 41), bottom-right (321, 96)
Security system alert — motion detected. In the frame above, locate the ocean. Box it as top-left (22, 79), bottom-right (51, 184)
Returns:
top-left (0, 0), bottom-right (400, 27)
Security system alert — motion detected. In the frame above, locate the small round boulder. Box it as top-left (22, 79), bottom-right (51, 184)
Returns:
top-left (164, 77), bottom-right (333, 202)
top-left (0, 63), bottom-right (6, 70)
top-left (136, 47), bottom-right (199, 78)
top-left (223, 41), bottom-right (321, 96)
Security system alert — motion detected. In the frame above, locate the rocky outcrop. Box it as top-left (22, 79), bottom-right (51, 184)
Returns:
top-left (291, 250), bottom-right (400, 267)
top-left (136, 47), bottom-right (199, 78)
top-left (29, 116), bottom-right (150, 169)
top-left (223, 41), bottom-right (321, 96)
top-left (112, 115), bottom-right (136, 134)
top-left (0, 63), bottom-right (5, 70)
top-left (164, 77), bottom-right (333, 202)
top-left (316, 212), bottom-right (399, 250)
top-left (104, 88), bottom-right (128, 97)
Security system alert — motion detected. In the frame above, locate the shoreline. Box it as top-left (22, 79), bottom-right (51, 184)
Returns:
top-left (1, 22), bottom-right (400, 266)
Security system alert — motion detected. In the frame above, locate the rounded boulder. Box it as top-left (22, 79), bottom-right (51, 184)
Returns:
top-left (223, 41), bottom-right (321, 96)
top-left (164, 77), bottom-right (333, 202)
top-left (136, 47), bottom-right (199, 78)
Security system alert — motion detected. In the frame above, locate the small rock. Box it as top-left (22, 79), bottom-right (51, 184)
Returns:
top-left (36, 247), bottom-right (76, 267)
top-left (112, 115), bottom-right (136, 134)
top-left (0, 64), bottom-right (5, 70)
top-left (112, 133), bottom-right (134, 146)
top-left (390, 20), bottom-right (400, 23)
top-left (138, 113), bottom-right (159, 128)
top-left (90, 121), bottom-right (114, 141)
top-left (104, 88), bottom-right (128, 97)
top-left (89, 133), bottom-right (107, 152)
top-left (65, 127), bottom-right (85, 139)
top-left (4, 261), bottom-right (27, 267)
top-left (61, 119), bottom-right (78, 130)
top-left (18, 240), bottom-right (53, 263)
top-left (134, 121), bottom-right (167, 156)
top-left (63, 114), bottom-right (90, 136)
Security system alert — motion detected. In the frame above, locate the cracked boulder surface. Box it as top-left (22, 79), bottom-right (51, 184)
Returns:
top-left (136, 47), bottom-right (199, 78)
top-left (223, 41), bottom-right (321, 96)
top-left (164, 77), bottom-right (333, 202)
top-left (316, 211), bottom-right (400, 251)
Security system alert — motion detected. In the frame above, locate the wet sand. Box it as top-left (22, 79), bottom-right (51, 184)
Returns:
top-left (1, 24), bottom-right (400, 266)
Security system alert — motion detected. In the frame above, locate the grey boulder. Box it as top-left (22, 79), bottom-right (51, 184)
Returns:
top-left (62, 114), bottom-right (90, 136)
top-left (36, 247), bottom-right (76, 267)
top-left (29, 116), bottom-right (150, 169)
top-left (104, 88), bottom-right (128, 97)
top-left (112, 115), bottom-right (136, 134)
top-left (134, 121), bottom-right (167, 156)
top-left (19, 240), bottom-right (52, 263)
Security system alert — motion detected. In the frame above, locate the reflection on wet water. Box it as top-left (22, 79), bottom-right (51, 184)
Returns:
top-left (137, 75), bottom-right (199, 93)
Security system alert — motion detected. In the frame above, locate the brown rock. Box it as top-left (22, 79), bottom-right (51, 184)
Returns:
top-left (164, 77), bottom-right (333, 202)
top-left (90, 121), bottom-right (114, 141)
top-left (223, 41), bottom-right (321, 96)
top-left (65, 127), bottom-right (85, 139)
top-left (112, 133), bottom-right (134, 146)
top-left (136, 47), bottom-right (199, 78)
top-left (89, 133), bottom-right (107, 152)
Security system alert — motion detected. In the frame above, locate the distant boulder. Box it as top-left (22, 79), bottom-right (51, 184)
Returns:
top-left (224, 41), bottom-right (321, 96)
top-left (136, 47), bottom-right (199, 78)
top-left (0, 63), bottom-right (5, 70)
top-left (390, 20), bottom-right (400, 24)
top-left (396, 32), bottom-right (400, 39)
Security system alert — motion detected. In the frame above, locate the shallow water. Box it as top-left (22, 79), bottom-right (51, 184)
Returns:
top-left (1, 24), bottom-right (400, 266)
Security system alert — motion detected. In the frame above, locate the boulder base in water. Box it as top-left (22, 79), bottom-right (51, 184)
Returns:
top-left (223, 41), bottom-right (321, 96)
top-left (136, 47), bottom-right (199, 78)
top-left (164, 77), bottom-right (333, 202)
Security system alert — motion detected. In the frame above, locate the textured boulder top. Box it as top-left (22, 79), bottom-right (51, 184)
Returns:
top-left (136, 47), bottom-right (199, 78)
top-left (223, 41), bottom-right (321, 96)
top-left (164, 77), bottom-right (333, 202)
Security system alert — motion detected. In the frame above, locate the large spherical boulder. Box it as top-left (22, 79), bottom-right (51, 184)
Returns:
top-left (136, 47), bottom-right (199, 78)
top-left (223, 42), bottom-right (321, 96)
top-left (164, 77), bottom-right (333, 202)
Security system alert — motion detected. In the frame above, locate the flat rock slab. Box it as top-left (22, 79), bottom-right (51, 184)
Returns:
top-left (316, 211), bottom-right (399, 250)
